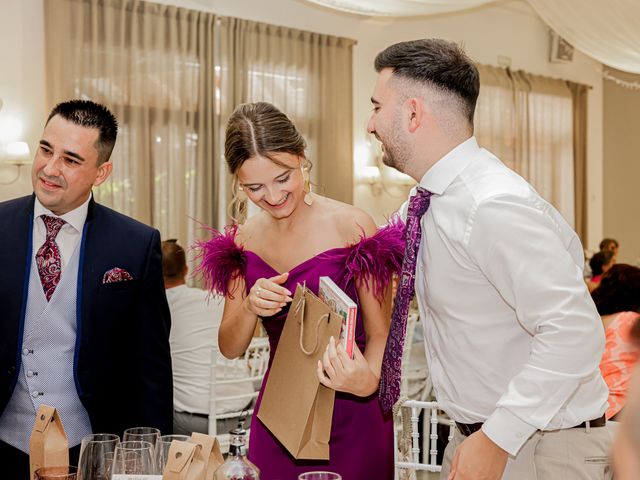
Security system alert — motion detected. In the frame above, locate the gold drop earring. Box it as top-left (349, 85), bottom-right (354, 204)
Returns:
top-left (302, 167), bottom-right (313, 206)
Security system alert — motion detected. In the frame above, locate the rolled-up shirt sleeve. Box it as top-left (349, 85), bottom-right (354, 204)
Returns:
top-left (467, 195), bottom-right (605, 455)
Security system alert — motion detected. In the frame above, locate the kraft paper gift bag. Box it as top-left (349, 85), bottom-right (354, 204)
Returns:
top-left (190, 433), bottom-right (224, 480)
top-left (29, 404), bottom-right (69, 480)
top-left (257, 283), bottom-right (342, 460)
top-left (162, 440), bottom-right (206, 480)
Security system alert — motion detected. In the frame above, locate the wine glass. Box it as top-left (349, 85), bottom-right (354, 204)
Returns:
top-left (77, 433), bottom-right (119, 480)
top-left (111, 441), bottom-right (155, 475)
top-left (155, 434), bottom-right (190, 474)
top-left (298, 472), bottom-right (342, 480)
top-left (122, 427), bottom-right (161, 449)
top-left (34, 466), bottom-right (78, 480)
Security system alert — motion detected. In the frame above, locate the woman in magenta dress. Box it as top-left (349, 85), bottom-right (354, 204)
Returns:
top-left (197, 102), bottom-right (403, 479)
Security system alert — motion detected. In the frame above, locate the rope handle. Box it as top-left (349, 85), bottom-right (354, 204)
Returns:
top-left (295, 282), bottom-right (330, 356)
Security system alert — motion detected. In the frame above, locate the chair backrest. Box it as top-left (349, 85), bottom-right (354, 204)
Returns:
top-left (400, 312), bottom-right (432, 401)
top-left (208, 336), bottom-right (270, 446)
top-left (394, 399), bottom-right (455, 479)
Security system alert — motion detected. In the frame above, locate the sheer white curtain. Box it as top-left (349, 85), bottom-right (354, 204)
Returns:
top-left (475, 65), bottom-right (576, 227)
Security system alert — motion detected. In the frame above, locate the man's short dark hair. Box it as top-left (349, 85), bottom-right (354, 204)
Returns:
top-left (374, 39), bottom-right (480, 124)
top-left (47, 99), bottom-right (118, 165)
top-left (162, 239), bottom-right (186, 282)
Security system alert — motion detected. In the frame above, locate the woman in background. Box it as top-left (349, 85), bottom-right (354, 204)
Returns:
top-left (197, 102), bottom-right (402, 479)
top-left (588, 250), bottom-right (615, 292)
top-left (592, 264), bottom-right (640, 420)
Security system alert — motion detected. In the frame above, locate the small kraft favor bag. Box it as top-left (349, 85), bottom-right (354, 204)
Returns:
top-left (162, 440), bottom-right (205, 480)
top-left (257, 283), bottom-right (342, 460)
top-left (190, 433), bottom-right (224, 480)
top-left (29, 404), bottom-right (69, 480)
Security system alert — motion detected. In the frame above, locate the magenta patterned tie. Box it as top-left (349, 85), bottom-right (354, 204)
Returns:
top-left (379, 187), bottom-right (432, 413)
top-left (36, 215), bottom-right (66, 301)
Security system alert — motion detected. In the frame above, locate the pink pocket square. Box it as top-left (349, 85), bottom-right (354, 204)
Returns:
top-left (102, 267), bottom-right (134, 284)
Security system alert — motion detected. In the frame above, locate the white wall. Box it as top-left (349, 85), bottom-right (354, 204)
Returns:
top-left (0, 0), bottom-right (604, 250)
top-left (0, 0), bottom-right (46, 198)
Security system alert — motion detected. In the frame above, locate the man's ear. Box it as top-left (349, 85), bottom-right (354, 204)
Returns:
top-left (407, 97), bottom-right (425, 133)
top-left (93, 161), bottom-right (113, 187)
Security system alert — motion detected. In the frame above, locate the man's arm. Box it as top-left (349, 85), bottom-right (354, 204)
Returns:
top-left (468, 195), bottom-right (605, 455)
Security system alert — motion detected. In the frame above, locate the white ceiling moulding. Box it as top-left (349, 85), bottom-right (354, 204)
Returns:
top-left (303, 0), bottom-right (498, 17)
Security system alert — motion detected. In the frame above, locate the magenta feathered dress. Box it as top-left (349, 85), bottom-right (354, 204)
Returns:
top-left (196, 222), bottom-right (404, 480)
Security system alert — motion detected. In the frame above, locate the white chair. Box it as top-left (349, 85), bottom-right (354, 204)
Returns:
top-left (400, 312), bottom-right (432, 402)
top-left (394, 399), bottom-right (455, 480)
top-left (208, 336), bottom-right (270, 452)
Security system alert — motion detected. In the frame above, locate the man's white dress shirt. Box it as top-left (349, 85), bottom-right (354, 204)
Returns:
top-left (405, 137), bottom-right (608, 456)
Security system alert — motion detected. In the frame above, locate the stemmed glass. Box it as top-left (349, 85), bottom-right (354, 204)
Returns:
top-left (298, 473), bottom-right (342, 480)
top-left (34, 466), bottom-right (78, 480)
top-left (155, 434), bottom-right (190, 474)
top-left (111, 441), bottom-right (155, 475)
top-left (122, 427), bottom-right (161, 449)
top-left (77, 433), bottom-right (120, 480)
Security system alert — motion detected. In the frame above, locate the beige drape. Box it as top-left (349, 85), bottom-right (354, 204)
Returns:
top-left (218, 17), bottom-right (355, 211)
top-left (44, 0), bottom-right (217, 249)
top-left (44, 0), bottom-right (354, 247)
top-left (476, 65), bottom-right (583, 232)
top-left (567, 82), bottom-right (588, 243)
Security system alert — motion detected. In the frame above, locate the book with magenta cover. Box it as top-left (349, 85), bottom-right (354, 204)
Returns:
top-left (318, 276), bottom-right (357, 358)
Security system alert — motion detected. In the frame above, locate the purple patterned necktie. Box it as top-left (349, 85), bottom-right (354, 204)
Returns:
top-left (379, 187), bottom-right (432, 413)
top-left (36, 215), bottom-right (66, 301)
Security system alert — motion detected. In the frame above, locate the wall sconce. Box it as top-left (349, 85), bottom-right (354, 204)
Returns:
top-left (1, 141), bottom-right (31, 185)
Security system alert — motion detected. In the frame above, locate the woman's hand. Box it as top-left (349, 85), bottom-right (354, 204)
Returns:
top-left (244, 272), bottom-right (292, 317)
top-left (317, 336), bottom-right (379, 397)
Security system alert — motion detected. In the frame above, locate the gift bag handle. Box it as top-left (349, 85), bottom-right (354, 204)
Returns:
top-left (295, 284), bottom-right (329, 356)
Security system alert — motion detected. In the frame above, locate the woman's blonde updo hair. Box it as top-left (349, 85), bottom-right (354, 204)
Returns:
top-left (225, 102), bottom-right (309, 222)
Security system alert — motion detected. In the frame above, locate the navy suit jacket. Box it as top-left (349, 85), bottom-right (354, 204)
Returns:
top-left (0, 195), bottom-right (173, 436)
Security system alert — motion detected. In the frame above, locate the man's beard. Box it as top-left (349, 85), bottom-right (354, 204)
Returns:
top-left (380, 137), bottom-right (408, 174)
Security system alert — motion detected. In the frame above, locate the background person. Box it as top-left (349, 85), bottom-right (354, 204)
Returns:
top-left (162, 239), bottom-right (253, 436)
top-left (592, 264), bottom-right (640, 420)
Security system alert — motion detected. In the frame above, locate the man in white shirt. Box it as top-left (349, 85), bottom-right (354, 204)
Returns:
top-left (369, 39), bottom-right (611, 479)
top-left (162, 239), bottom-right (254, 436)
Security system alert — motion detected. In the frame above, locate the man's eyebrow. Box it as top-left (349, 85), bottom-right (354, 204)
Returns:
top-left (371, 97), bottom-right (380, 105)
top-left (63, 150), bottom-right (85, 162)
top-left (38, 140), bottom-right (86, 162)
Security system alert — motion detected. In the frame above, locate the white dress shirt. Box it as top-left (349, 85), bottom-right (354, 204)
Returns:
top-left (33, 194), bottom-right (91, 268)
top-left (404, 137), bottom-right (608, 456)
top-left (167, 285), bottom-right (253, 415)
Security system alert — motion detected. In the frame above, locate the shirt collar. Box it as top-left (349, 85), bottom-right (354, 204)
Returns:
top-left (418, 136), bottom-right (480, 195)
top-left (33, 193), bottom-right (92, 234)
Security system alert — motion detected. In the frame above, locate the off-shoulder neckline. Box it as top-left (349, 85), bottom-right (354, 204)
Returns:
top-left (244, 246), bottom-right (350, 277)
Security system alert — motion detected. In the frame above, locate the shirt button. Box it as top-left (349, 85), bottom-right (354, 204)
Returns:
top-left (23, 348), bottom-right (29, 355)
top-left (31, 391), bottom-right (39, 398)
top-left (27, 371), bottom-right (34, 378)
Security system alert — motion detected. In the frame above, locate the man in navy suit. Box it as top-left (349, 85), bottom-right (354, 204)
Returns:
top-left (0, 100), bottom-right (172, 478)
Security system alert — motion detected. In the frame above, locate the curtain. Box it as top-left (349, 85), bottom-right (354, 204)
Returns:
top-left (475, 65), bottom-right (579, 230)
top-left (218, 17), bottom-right (355, 209)
top-left (567, 82), bottom-right (588, 242)
top-left (44, 0), bottom-right (217, 250)
top-left (45, 0), bottom-right (354, 247)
